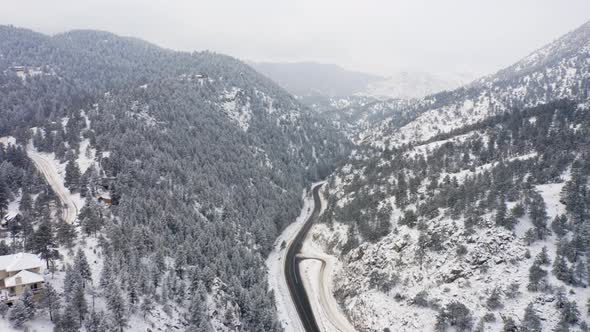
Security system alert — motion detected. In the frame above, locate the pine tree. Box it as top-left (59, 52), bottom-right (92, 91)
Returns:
top-left (502, 316), bottom-right (518, 332)
top-left (140, 297), bottom-right (154, 320)
top-left (55, 304), bottom-right (79, 332)
top-left (72, 280), bottom-right (88, 324)
top-left (535, 247), bottom-right (550, 266)
top-left (186, 291), bottom-right (212, 332)
top-left (574, 260), bottom-right (586, 286)
top-left (529, 192), bottom-right (550, 240)
top-left (99, 256), bottom-right (113, 290)
top-left (85, 310), bottom-right (109, 332)
top-left (56, 219), bottom-right (77, 248)
top-left (562, 168), bottom-right (589, 224)
top-left (486, 287), bottom-right (503, 310)
top-left (522, 303), bottom-right (542, 332)
top-left (0, 180), bottom-right (9, 217)
top-left (495, 197), bottom-right (510, 229)
top-left (19, 190), bottom-right (32, 212)
top-left (65, 158), bottom-right (81, 192)
top-left (21, 287), bottom-right (36, 320)
top-left (81, 199), bottom-right (102, 236)
top-left (75, 248), bottom-right (92, 287)
top-left (553, 254), bottom-right (574, 284)
top-left (0, 301), bottom-right (8, 318)
top-left (31, 220), bottom-right (57, 269)
top-left (528, 261), bottom-right (547, 292)
top-left (40, 283), bottom-right (60, 321)
top-left (106, 283), bottom-right (128, 332)
top-left (551, 215), bottom-right (568, 237)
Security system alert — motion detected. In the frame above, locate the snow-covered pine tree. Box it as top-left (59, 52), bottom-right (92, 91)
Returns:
top-left (40, 283), bottom-right (61, 322)
top-left (75, 248), bottom-right (93, 286)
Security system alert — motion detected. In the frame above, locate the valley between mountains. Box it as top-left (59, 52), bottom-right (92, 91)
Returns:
top-left (0, 18), bottom-right (589, 332)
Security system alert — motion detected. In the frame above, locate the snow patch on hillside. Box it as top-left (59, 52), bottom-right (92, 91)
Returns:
top-left (221, 87), bottom-right (252, 131)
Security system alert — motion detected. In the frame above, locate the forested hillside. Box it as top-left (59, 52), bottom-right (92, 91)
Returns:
top-left (317, 98), bottom-right (590, 331)
top-left (0, 25), bottom-right (348, 331)
top-left (309, 19), bottom-right (590, 332)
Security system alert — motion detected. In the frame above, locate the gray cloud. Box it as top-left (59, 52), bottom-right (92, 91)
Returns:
top-left (2, 0), bottom-right (589, 76)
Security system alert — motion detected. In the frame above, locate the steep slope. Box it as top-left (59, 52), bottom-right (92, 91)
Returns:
top-left (357, 20), bottom-right (590, 148)
top-left (0, 26), bottom-right (349, 331)
top-left (316, 99), bottom-right (590, 331)
top-left (310, 20), bottom-right (590, 332)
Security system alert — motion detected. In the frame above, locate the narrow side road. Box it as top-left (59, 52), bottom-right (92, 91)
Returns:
top-left (284, 183), bottom-right (324, 332)
top-left (27, 145), bottom-right (78, 224)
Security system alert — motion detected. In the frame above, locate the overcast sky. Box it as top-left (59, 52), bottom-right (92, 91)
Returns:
top-left (2, 0), bottom-right (589, 76)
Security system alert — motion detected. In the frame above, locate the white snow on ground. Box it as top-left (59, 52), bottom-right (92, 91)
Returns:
top-left (77, 138), bottom-right (96, 174)
top-left (0, 136), bottom-right (16, 147)
top-left (3, 194), bottom-right (22, 223)
top-left (221, 87), bottom-right (252, 131)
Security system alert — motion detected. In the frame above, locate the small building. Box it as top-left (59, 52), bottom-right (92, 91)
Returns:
top-left (0, 253), bottom-right (45, 303)
top-left (98, 194), bottom-right (112, 204)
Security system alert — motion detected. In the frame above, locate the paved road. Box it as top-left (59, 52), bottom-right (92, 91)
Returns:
top-left (284, 183), bottom-right (324, 332)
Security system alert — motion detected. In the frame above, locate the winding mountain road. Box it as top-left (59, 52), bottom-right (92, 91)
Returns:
top-left (284, 183), bottom-right (356, 332)
top-left (285, 183), bottom-right (323, 332)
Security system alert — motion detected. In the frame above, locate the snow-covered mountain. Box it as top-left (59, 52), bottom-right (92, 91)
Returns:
top-left (357, 20), bottom-right (590, 149)
top-left (358, 71), bottom-right (474, 100)
top-left (309, 20), bottom-right (590, 332)
top-left (0, 26), bottom-right (348, 331)
top-left (251, 61), bottom-right (470, 101)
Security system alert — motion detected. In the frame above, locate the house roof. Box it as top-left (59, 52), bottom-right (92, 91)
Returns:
top-left (4, 270), bottom-right (44, 288)
top-left (0, 253), bottom-right (43, 272)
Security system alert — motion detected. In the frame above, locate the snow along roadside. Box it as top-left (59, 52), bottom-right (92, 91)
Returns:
top-left (266, 182), bottom-right (324, 332)
top-left (300, 233), bottom-right (356, 332)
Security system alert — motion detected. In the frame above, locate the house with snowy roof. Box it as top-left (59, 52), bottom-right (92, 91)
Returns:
top-left (0, 253), bottom-right (45, 302)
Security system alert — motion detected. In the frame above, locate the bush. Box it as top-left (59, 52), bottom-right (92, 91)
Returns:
top-left (483, 312), bottom-right (496, 322)
top-left (505, 282), bottom-right (521, 299)
top-left (486, 287), bottom-right (504, 310)
top-left (413, 291), bottom-right (429, 307)
top-left (456, 244), bottom-right (468, 256)
top-left (435, 301), bottom-right (473, 332)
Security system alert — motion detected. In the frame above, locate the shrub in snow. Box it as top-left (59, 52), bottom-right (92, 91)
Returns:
top-left (522, 303), bottom-right (542, 332)
top-left (482, 312), bottom-right (496, 322)
top-left (456, 244), bottom-right (468, 256)
top-left (21, 287), bottom-right (36, 320)
top-left (8, 300), bottom-right (29, 329)
top-left (434, 301), bottom-right (473, 332)
top-left (413, 290), bottom-right (429, 307)
top-left (504, 282), bottom-right (521, 299)
top-left (486, 287), bottom-right (504, 310)
top-left (502, 316), bottom-right (518, 332)
top-left (528, 260), bottom-right (548, 292)
top-left (0, 301), bottom-right (8, 318)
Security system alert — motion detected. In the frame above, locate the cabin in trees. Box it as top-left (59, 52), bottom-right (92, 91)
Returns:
top-left (97, 192), bottom-right (112, 204)
top-left (12, 66), bottom-right (25, 73)
top-left (0, 253), bottom-right (45, 303)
